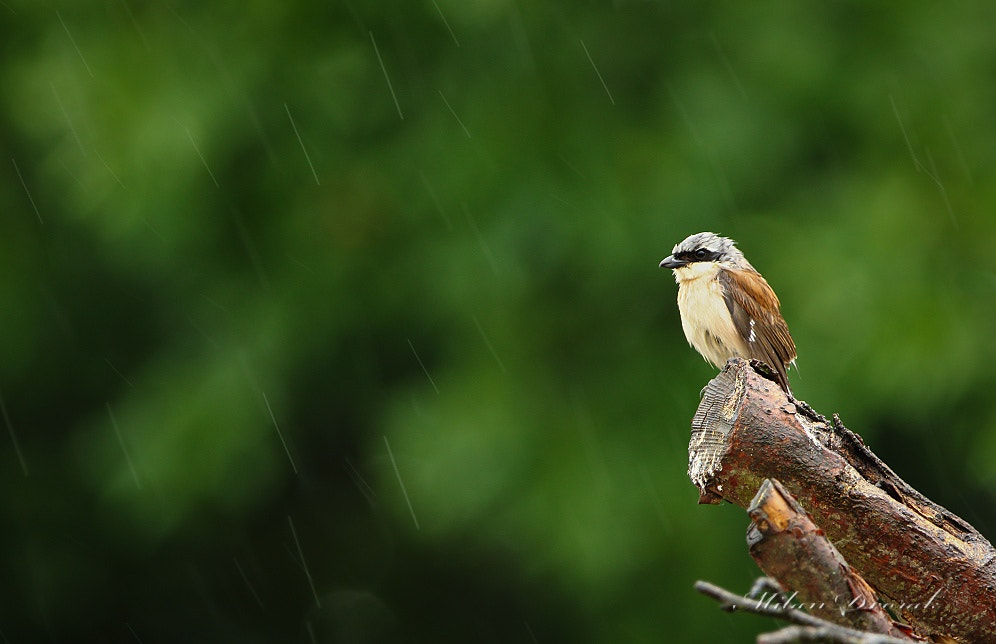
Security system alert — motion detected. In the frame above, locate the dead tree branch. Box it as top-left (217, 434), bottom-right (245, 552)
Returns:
top-left (746, 479), bottom-right (913, 639)
top-left (688, 358), bottom-right (996, 642)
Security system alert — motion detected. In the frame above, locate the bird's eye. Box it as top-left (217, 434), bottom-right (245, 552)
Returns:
top-left (694, 248), bottom-right (709, 260)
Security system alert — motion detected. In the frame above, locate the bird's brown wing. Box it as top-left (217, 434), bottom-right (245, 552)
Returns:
top-left (718, 268), bottom-right (797, 393)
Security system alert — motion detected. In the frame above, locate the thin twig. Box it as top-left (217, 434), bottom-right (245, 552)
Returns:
top-left (695, 580), bottom-right (823, 626)
top-left (694, 581), bottom-right (914, 643)
top-left (758, 625), bottom-right (910, 644)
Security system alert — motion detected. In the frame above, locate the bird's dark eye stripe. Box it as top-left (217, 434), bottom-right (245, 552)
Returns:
top-left (675, 249), bottom-right (716, 262)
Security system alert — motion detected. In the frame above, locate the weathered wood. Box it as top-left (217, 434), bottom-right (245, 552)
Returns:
top-left (688, 358), bottom-right (996, 642)
top-left (746, 478), bottom-right (912, 639)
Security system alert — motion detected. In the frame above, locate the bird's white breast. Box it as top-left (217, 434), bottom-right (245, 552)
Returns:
top-left (672, 263), bottom-right (747, 369)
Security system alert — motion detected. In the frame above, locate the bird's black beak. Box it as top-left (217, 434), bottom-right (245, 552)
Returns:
top-left (660, 255), bottom-right (686, 269)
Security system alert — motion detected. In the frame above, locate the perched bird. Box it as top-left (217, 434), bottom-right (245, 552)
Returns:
top-left (660, 232), bottom-right (797, 393)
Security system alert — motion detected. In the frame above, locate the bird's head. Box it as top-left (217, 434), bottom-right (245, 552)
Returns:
top-left (659, 232), bottom-right (751, 281)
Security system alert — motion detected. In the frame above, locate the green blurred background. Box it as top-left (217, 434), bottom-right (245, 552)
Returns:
top-left (3, 1), bottom-right (996, 641)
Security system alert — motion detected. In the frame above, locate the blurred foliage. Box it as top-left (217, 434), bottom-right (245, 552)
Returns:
top-left (2, 1), bottom-right (996, 642)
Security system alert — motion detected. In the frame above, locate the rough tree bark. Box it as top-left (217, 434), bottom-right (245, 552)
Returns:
top-left (747, 478), bottom-right (916, 640)
top-left (688, 358), bottom-right (996, 642)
